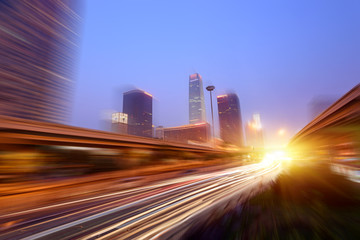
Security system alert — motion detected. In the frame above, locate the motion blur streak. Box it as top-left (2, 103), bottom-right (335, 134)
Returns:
top-left (0, 0), bottom-right (82, 123)
top-left (0, 162), bottom-right (280, 240)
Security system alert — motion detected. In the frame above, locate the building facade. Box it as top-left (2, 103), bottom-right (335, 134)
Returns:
top-left (123, 90), bottom-right (153, 138)
top-left (111, 112), bottom-right (128, 134)
top-left (245, 113), bottom-right (264, 148)
top-left (0, 0), bottom-right (82, 123)
top-left (162, 122), bottom-right (210, 144)
top-left (155, 126), bottom-right (164, 139)
top-left (217, 93), bottom-right (244, 147)
top-left (189, 73), bottom-right (206, 124)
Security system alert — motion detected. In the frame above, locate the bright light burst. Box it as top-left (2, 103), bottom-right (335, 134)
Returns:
top-left (261, 150), bottom-right (292, 166)
top-left (278, 128), bottom-right (286, 136)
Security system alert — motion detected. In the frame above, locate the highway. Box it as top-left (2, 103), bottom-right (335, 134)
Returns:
top-left (0, 161), bottom-right (281, 240)
top-left (0, 115), bottom-right (221, 153)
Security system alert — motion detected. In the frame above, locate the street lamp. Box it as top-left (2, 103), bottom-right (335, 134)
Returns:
top-left (206, 85), bottom-right (215, 147)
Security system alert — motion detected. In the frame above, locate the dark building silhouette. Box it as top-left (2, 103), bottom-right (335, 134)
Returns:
top-left (217, 93), bottom-right (244, 147)
top-left (0, 0), bottom-right (82, 123)
top-left (189, 73), bottom-right (206, 124)
top-left (123, 90), bottom-right (153, 138)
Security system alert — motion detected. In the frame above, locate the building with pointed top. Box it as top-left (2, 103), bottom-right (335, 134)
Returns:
top-left (189, 73), bottom-right (206, 124)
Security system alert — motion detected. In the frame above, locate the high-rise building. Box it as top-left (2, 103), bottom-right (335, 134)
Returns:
top-left (245, 113), bottom-right (264, 148)
top-left (0, 0), bottom-right (82, 123)
top-left (189, 73), bottom-right (206, 124)
top-left (123, 90), bottom-right (153, 138)
top-left (217, 94), bottom-right (244, 147)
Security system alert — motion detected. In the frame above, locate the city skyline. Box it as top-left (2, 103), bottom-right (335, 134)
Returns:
top-left (71, 0), bottom-right (360, 147)
top-left (0, 2), bottom-right (359, 239)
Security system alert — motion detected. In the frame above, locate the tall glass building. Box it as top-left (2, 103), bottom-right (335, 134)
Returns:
top-left (123, 90), bottom-right (153, 138)
top-left (0, 0), bottom-right (82, 123)
top-left (189, 73), bottom-right (206, 124)
top-left (217, 93), bottom-right (244, 147)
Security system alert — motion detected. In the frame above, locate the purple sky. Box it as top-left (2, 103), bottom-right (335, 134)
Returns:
top-left (71, 0), bottom-right (360, 147)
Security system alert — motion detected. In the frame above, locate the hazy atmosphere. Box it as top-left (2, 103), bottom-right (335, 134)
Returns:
top-left (1, 1), bottom-right (359, 239)
top-left (72, 0), bottom-right (360, 147)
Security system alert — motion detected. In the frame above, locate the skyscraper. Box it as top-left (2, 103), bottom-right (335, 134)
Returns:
top-left (123, 90), bottom-right (153, 138)
top-left (189, 73), bottom-right (206, 124)
top-left (0, 0), bottom-right (82, 123)
top-left (217, 93), bottom-right (244, 147)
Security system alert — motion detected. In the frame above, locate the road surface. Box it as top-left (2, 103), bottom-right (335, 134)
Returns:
top-left (0, 161), bottom-right (281, 240)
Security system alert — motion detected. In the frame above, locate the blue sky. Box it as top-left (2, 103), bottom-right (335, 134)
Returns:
top-left (71, 0), bottom-right (360, 147)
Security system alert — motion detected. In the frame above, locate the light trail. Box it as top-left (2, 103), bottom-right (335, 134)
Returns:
top-left (0, 162), bottom-right (281, 240)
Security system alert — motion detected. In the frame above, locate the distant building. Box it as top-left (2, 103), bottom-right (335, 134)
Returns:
top-left (245, 114), bottom-right (264, 148)
top-left (155, 126), bottom-right (164, 139)
top-left (111, 112), bottom-right (128, 134)
top-left (189, 73), bottom-right (206, 124)
top-left (217, 93), bottom-right (244, 147)
top-left (0, 0), bottom-right (82, 123)
top-left (123, 90), bottom-right (153, 138)
top-left (309, 96), bottom-right (336, 121)
top-left (162, 122), bottom-right (210, 144)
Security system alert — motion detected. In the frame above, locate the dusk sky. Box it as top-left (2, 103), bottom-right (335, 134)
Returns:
top-left (71, 0), bottom-right (360, 147)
